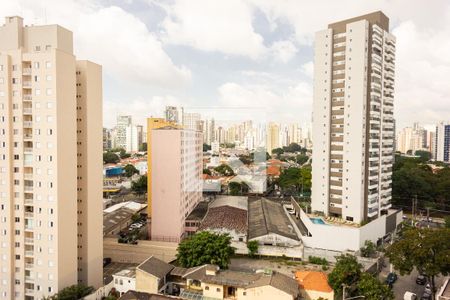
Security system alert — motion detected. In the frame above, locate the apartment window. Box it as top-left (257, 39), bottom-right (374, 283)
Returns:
top-left (34, 75), bottom-right (40, 82)
top-left (45, 61), bottom-right (52, 68)
top-left (46, 75), bottom-right (52, 81)
top-left (33, 62), bottom-right (40, 69)
top-left (47, 102), bottom-right (53, 109)
top-left (34, 46), bottom-right (41, 51)
top-left (46, 89), bottom-right (52, 96)
top-left (12, 65), bottom-right (17, 71)
top-left (35, 89), bottom-right (41, 96)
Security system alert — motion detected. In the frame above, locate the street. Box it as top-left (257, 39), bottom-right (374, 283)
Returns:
top-left (379, 259), bottom-right (446, 299)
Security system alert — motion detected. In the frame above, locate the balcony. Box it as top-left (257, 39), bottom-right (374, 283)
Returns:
top-left (24, 173), bottom-right (33, 180)
top-left (24, 147), bottom-right (33, 153)
top-left (24, 198), bottom-right (33, 205)
top-left (22, 81), bottom-right (32, 88)
top-left (24, 186), bottom-right (33, 192)
top-left (23, 94), bottom-right (32, 101)
top-left (23, 121), bottom-right (33, 128)
top-left (25, 288), bottom-right (34, 294)
top-left (25, 250), bottom-right (34, 257)
top-left (23, 108), bottom-right (32, 114)
top-left (25, 263), bottom-right (34, 269)
top-left (24, 133), bottom-right (33, 140)
top-left (24, 238), bottom-right (34, 244)
top-left (22, 68), bottom-right (32, 75)
top-left (25, 212), bottom-right (34, 218)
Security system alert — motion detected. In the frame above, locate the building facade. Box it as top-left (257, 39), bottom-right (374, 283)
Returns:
top-left (435, 122), bottom-right (450, 162)
top-left (0, 16), bottom-right (102, 299)
top-left (150, 126), bottom-right (202, 242)
top-left (114, 115), bottom-right (132, 149)
top-left (311, 11), bottom-right (396, 223)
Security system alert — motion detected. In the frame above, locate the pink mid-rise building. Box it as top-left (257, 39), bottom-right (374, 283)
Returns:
top-left (150, 126), bottom-right (202, 242)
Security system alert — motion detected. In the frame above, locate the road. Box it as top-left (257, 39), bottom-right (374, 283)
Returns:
top-left (379, 259), bottom-right (446, 299)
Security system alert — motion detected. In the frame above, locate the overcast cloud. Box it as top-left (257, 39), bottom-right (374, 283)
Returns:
top-left (1, 0), bottom-right (449, 129)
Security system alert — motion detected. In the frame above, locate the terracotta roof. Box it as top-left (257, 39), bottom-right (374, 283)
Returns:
top-left (198, 206), bottom-right (248, 234)
top-left (137, 256), bottom-right (174, 279)
top-left (295, 271), bottom-right (333, 293)
top-left (267, 165), bottom-right (281, 176)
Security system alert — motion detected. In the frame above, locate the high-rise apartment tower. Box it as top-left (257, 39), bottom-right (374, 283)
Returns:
top-left (0, 16), bottom-right (102, 299)
top-left (311, 11), bottom-right (396, 223)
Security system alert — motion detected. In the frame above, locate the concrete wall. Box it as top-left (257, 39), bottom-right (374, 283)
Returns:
top-left (135, 269), bottom-right (159, 294)
top-left (201, 282), bottom-right (224, 299)
top-left (103, 238), bottom-right (177, 264)
top-left (240, 285), bottom-right (294, 300)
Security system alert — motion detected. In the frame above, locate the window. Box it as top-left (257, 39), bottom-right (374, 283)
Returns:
top-left (45, 61), bottom-right (52, 68)
top-left (46, 75), bottom-right (52, 81)
top-left (46, 89), bottom-right (52, 96)
top-left (33, 62), bottom-right (40, 69)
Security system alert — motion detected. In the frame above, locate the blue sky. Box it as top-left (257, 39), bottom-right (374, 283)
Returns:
top-left (2, 0), bottom-right (450, 129)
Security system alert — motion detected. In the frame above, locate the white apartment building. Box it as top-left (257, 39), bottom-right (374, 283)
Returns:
top-left (125, 124), bottom-right (141, 153)
top-left (311, 11), bottom-right (396, 223)
top-left (396, 123), bottom-right (427, 154)
top-left (182, 112), bottom-right (201, 131)
top-left (435, 121), bottom-right (450, 162)
top-left (114, 115), bottom-right (132, 149)
top-left (0, 16), bottom-right (103, 300)
top-left (150, 127), bottom-right (202, 242)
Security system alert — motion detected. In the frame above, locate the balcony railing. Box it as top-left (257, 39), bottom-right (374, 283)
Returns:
top-left (22, 68), bottom-right (32, 75)
top-left (22, 81), bottom-right (32, 88)
top-left (24, 186), bottom-right (33, 192)
top-left (23, 108), bottom-right (32, 114)
top-left (24, 147), bottom-right (33, 153)
top-left (23, 121), bottom-right (33, 128)
top-left (25, 250), bottom-right (34, 257)
top-left (23, 95), bottom-right (32, 101)
top-left (24, 238), bottom-right (34, 244)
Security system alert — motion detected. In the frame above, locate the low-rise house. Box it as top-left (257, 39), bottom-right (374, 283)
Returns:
top-left (295, 271), bottom-right (334, 300)
top-left (135, 256), bottom-right (175, 294)
top-left (113, 269), bottom-right (137, 297)
top-left (133, 257), bottom-right (300, 300)
top-left (119, 290), bottom-right (181, 300)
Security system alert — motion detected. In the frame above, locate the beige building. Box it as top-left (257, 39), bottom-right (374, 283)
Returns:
top-left (134, 256), bottom-right (300, 300)
top-left (311, 11), bottom-right (396, 223)
top-left (266, 122), bottom-right (280, 153)
top-left (150, 126), bottom-right (202, 242)
top-left (0, 16), bottom-right (102, 299)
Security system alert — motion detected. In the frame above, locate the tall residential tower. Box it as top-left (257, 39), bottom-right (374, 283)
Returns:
top-left (311, 11), bottom-right (396, 223)
top-left (0, 16), bottom-right (102, 299)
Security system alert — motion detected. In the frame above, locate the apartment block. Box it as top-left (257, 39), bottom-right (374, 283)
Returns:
top-left (311, 11), bottom-right (396, 223)
top-left (435, 121), bottom-right (450, 162)
top-left (150, 126), bottom-right (202, 242)
top-left (114, 115), bottom-right (132, 149)
top-left (266, 122), bottom-right (280, 153)
top-left (0, 16), bottom-right (102, 299)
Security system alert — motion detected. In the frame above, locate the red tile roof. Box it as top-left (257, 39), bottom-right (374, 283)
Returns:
top-left (295, 271), bottom-right (333, 293)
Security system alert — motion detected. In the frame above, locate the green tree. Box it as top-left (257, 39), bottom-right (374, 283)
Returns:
top-left (357, 272), bottom-right (394, 300)
top-left (123, 164), bottom-right (139, 177)
top-left (203, 168), bottom-right (212, 175)
top-left (445, 216), bottom-right (450, 229)
top-left (45, 284), bottom-right (95, 300)
top-left (296, 154), bottom-right (309, 165)
top-left (415, 150), bottom-right (431, 162)
top-left (203, 143), bottom-right (211, 152)
top-left (385, 227), bottom-right (450, 299)
top-left (177, 231), bottom-right (235, 269)
top-left (328, 254), bottom-right (362, 295)
top-left (247, 240), bottom-right (259, 258)
top-left (103, 151), bottom-right (120, 164)
top-left (139, 142), bottom-right (147, 152)
top-left (214, 164), bottom-right (235, 176)
top-left (131, 175), bottom-right (147, 195)
top-left (360, 240), bottom-right (377, 258)
top-left (229, 182), bottom-right (242, 195)
top-left (283, 143), bottom-right (303, 153)
top-left (271, 147), bottom-right (284, 157)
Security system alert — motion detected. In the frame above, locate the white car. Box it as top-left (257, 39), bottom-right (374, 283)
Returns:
top-left (404, 291), bottom-right (417, 300)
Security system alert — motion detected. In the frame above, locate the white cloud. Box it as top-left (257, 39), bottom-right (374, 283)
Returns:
top-left (300, 61), bottom-right (314, 79)
top-left (0, 0), bottom-right (191, 89)
top-left (103, 95), bottom-right (185, 127)
top-left (217, 81), bottom-right (312, 122)
top-left (270, 40), bottom-right (298, 63)
top-left (158, 0), bottom-right (266, 59)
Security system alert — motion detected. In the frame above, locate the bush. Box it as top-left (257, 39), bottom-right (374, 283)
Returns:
top-left (308, 256), bottom-right (328, 266)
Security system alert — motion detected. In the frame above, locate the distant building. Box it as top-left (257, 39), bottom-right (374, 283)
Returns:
top-left (435, 121), bottom-right (450, 162)
top-left (116, 115), bottom-right (132, 149)
top-left (165, 106), bottom-right (182, 124)
top-left (113, 269), bottom-right (136, 297)
top-left (150, 126), bottom-right (203, 242)
top-left (103, 127), bottom-right (112, 149)
top-left (266, 122), bottom-right (280, 153)
top-left (183, 112), bottom-right (202, 131)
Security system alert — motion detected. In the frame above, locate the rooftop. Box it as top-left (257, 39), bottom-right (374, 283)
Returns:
top-left (103, 207), bottom-right (135, 234)
top-left (185, 201), bottom-right (209, 222)
top-left (248, 197), bottom-right (300, 241)
top-left (295, 271), bottom-right (333, 293)
top-left (119, 291), bottom-right (182, 300)
top-left (114, 268), bottom-right (136, 279)
top-left (209, 195), bottom-right (248, 211)
top-left (198, 206), bottom-right (248, 234)
top-left (137, 256), bottom-right (174, 279)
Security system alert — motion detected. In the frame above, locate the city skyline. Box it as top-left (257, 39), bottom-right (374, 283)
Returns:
top-left (0, 1), bottom-right (449, 129)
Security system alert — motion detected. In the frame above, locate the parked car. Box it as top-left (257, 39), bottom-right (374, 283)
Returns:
top-left (103, 257), bottom-right (112, 267)
top-left (420, 292), bottom-right (431, 300)
top-left (424, 283), bottom-right (432, 294)
top-left (404, 292), bottom-right (417, 300)
top-left (385, 272), bottom-right (398, 286)
top-left (416, 275), bottom-right (426, 285)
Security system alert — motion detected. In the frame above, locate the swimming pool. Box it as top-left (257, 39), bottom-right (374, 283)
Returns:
top-left (310, 218), bottom-right (327, 225)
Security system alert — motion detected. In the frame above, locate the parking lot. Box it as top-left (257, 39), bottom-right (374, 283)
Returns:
top-left (379, 259), bottom-right (446, 299)
top-left (103, 262), bottom-right (138, 284)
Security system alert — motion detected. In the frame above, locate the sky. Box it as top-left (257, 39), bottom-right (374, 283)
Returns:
top-left (1, 0), bottom-right (450, 130)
